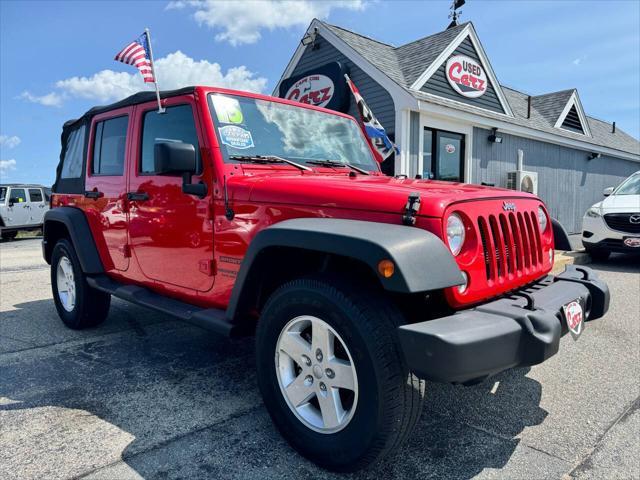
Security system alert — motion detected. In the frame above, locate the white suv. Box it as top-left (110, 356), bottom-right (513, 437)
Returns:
top-left (582, 171), bottom-right (640, 260)
top-left (0, 184), bottom-right (50, 240)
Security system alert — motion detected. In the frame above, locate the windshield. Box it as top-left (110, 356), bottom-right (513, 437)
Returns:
top-left (208, 94), bottom-right (378, 170)
top-left (614, 173), bottom-right (640, 195)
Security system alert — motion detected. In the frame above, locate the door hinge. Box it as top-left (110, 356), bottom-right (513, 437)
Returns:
top-left (199, 259), bottom-right (216, 276)
top-left (122, 244), bottom-right (131, 258)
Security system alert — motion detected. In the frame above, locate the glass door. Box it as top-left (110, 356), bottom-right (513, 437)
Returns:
top-left (422, 128), bottom-right (465, 182)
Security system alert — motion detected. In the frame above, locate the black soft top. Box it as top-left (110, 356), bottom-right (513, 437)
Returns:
top-left (54, 87), bottom-right (195, 193)
top-left (63, 86), bottom-right (195, 130)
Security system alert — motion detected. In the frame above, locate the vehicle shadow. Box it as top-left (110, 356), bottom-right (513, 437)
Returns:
top-left (1, 298), bottom-right (547, 480)
top-left (586, 252), bottom-right (640, 273)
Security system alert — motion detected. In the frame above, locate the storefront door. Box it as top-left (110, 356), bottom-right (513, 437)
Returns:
top-left (422, 128), bottom-right (465, 182)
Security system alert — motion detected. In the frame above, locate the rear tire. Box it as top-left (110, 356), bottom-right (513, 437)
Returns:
top-left (256, 277), bottom-right (424, 471)
top-left (51, 239), bottom-right (111, 329)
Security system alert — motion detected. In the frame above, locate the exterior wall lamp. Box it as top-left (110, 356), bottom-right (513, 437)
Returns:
top-left (488, 127), bottom-right (503, 143)
top-left (588, 152), bottom-right (602, 160)
top-left (301, 28), bottom-right (319, 50)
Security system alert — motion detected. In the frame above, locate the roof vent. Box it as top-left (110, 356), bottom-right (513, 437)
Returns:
top-left (612, 121), bottom-right (616, 134)
top-left (560, 105), bottom-right (584, 134)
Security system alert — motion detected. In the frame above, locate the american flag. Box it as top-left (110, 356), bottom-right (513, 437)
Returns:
top-left (114, 32), bottom-right (155, 83)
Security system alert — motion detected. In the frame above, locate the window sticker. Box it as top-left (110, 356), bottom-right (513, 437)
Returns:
top-left (219, 125), bottom-right (254, 149)
top-left (213, 96), bottom-right (244, 124)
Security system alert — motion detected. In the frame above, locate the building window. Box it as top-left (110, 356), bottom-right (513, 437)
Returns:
top-left (422, 128), bottom-right (465, 182)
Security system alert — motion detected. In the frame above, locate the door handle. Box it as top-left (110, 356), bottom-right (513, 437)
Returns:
top-left (126, 192), bottom-right (149, 202)
top-left (84, 190), bottom-right (104, 199)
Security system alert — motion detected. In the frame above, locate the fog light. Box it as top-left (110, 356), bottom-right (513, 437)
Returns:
top-left (458, 271), bottom-right (469, 293)
top-left (378, 259), bottom-right (395, 278)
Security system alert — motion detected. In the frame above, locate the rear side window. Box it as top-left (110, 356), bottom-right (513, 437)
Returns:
top-left (28, 189), bottom-right (43, 202)
top-left (9, 188), bottom-right (26, 203)
top-left (140, 105), bottom-right (200, 174)
top-left (0, 187), bottom-right (6, 202)
top-left (61, 125), bottom-right (86, 179)
top-left (92, 116), bottom-right (128, 175)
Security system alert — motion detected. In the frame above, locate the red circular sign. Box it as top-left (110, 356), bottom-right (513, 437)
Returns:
top-left (285, 74), bottom-right (335, 108)
top-left (445, 55), bottom-right (488, 98)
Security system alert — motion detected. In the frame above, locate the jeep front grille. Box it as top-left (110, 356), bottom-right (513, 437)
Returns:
top-left (603, 213), bottom-right (640, 234)
top-left (477, 211), bottom-right (543, 282)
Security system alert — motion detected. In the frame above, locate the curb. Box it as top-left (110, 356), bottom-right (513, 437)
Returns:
top-left (551, 250), bottom-right (591, 275)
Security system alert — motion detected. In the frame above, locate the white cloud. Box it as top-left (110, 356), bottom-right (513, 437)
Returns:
top-left (572, 55), bottom-right (587, 66)
top-left (0, 159), bottom-right (17, 176)
top-left (0, 135), bottom-right (21, 149)
top-left (34, 51), bottom-right (268, 104)
top-left (19, 91), bottom-right (64, 107)
top-left (167, 0), bottom-right (365, 46)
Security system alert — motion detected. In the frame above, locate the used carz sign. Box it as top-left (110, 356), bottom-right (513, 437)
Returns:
top-left (446, 55), bottom-right (487, 98)
top-left (279, 62), bottom-right (350, 112)
top-left (285, 74), bottom-right (334, 108)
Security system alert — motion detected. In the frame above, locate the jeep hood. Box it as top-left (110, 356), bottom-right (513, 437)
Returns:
top-left (235, 172), bottom-right (538, 218)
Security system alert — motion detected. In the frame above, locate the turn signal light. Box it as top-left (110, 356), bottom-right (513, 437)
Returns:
top-left (378, 260), bottom-right (395, 278)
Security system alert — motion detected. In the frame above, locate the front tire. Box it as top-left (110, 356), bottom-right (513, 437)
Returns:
top-left (256, 277), bottom-right (424, 471)
top-left (51, 239), bottom-right (111, 329)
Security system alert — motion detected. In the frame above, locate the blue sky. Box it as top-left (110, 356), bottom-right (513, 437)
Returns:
top-left (1, 0), bottom-right (639, 185)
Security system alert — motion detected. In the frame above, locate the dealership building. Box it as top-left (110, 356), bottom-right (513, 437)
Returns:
top-left (274, 20), bottom-right (640, 232)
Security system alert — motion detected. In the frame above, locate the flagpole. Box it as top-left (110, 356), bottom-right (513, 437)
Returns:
top-left (145, 27), bottom-right (165, 113)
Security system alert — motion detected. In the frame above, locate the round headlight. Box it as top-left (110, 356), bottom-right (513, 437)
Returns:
top-left (446, 213), bottom-right (465, 256)
top-left (537, 206), bottom-right (548, 232)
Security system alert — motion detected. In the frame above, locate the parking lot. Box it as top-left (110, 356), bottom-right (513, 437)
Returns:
top-left (0, 237), bottom-right (638, 480)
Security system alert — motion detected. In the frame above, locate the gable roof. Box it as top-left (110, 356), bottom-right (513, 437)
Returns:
top-left (310, 20), bottom-right (639, 158)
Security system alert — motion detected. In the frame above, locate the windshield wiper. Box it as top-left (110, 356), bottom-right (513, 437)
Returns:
top-left (306, 159), bottom-right (370, 175)
top-left (229, 154), bottom-right (311, 171)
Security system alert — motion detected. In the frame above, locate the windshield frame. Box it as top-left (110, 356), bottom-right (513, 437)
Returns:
top-left (207, 92), bottom-right (379, 172)
top-left (612, 172), bottom-right (640, 196)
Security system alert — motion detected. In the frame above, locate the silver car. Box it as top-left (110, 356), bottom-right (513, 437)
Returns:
top-left (0, 184), bottom-right (50, 240)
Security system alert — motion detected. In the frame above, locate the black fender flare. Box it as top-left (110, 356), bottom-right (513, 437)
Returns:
top-left (551, 218), bottom-right (572, 251)
top-left (43, 207), bottom-right (105, 273)
top-left (226, 218), bottom-right (464, 321)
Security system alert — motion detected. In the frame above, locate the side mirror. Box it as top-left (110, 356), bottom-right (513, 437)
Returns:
top-left (603, 187), bottom-right (614, 197)
top-left (153, 142), bottom-right (207, 198)
top-left (154, 142), bottom-right (197, 175)
top-left (8, 199), bottom-right (15, 207)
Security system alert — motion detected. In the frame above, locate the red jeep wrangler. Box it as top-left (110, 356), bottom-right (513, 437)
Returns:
top-left (43, 86), bottom-right (609, 471)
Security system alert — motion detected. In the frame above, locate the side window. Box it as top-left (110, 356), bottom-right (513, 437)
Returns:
top-left (92, 116), bottom-right (128, 175)
top-left (28, 189), bottom-right (43, 202)
top-left (0, 187), bottom-right (7, 202)
top-left (9, 188), bottom-right (26, 203)
top-left (140, 105), bottom-right (200, 174)
top-left (60, 125), bottom-right (86, 179)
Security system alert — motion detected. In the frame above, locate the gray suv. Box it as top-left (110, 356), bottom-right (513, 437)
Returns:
top-left (0, 184), bottom-right (50, 240)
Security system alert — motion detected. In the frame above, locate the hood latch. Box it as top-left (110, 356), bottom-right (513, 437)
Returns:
top-left (402, 192), bottom-right (421, 226)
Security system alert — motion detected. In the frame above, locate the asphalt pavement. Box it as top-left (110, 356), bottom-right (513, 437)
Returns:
top-left (1, 238), bottom-right (639, 480)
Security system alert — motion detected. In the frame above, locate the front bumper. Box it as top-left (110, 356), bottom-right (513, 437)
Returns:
top-left (398, 265), bottom-right (609, 384)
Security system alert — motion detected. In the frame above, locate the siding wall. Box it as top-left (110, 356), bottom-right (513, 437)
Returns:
top-left (421, 37), bottom-right (505, 114)
top-left (472, 127), bottom-right (639, 232)
top-left (287, 35), bottom-right (396, 134)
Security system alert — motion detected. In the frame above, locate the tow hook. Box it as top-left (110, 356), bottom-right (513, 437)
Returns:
top-left (402, 192), bottom-right (421, 226)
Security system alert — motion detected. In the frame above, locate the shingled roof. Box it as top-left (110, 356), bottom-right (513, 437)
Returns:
top-left (319, 20), bottom-right (639, 158)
